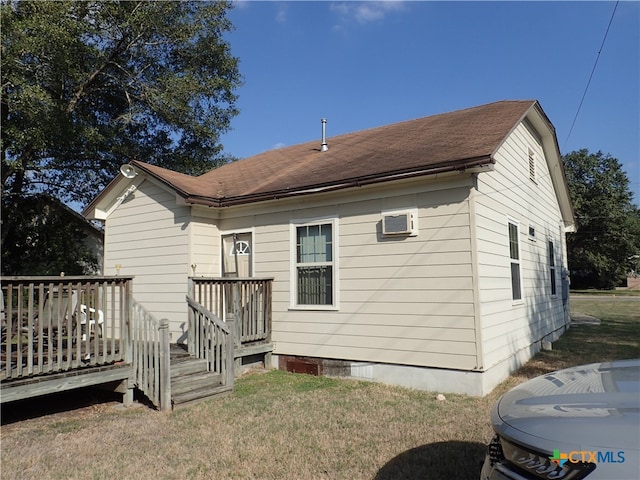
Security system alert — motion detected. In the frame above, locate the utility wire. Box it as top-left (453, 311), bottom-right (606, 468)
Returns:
top-left (564, 1), bottom-right (619, 148)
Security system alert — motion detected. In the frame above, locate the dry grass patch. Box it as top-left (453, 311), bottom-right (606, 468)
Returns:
top-left (2, 296), bottom-right (637, 480)
top-left (1, 376), bottom-right (494, 480)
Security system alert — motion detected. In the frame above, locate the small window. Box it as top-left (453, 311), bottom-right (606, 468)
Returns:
top-left (549, 240), bottom-right (557, 296)
top-left (528, 225), bottom-right (536, 240)
top-left (509, 221), bottom-right (522, 301)
top-left (528, 148), bottom-right (536, 183)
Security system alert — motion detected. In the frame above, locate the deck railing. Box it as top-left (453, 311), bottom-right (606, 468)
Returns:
top-left (131, 299), bottom-right (171, 411)
top-left (188, 277), bottom-right (273, 346)
top-left (186, 295), bottom-right (234, 389)
top-left (1, 276), bottom-right (132, 381)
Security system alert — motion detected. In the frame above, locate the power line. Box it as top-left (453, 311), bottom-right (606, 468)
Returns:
top-left (564, 1), bottom-right (619, 148)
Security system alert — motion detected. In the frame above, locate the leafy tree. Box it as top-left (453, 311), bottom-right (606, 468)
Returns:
top-left (563, 149), bottom-right (640, 289)
top-left (1, 0), bottom-right (241, 274)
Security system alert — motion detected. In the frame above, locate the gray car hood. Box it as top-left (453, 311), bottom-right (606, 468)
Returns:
top-left (492, 359), bottom-right (640, 453)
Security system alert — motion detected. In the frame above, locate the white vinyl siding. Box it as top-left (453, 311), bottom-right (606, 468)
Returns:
top-left (190, 214), bottom-right (220, 277)
top-left (474, 122), bottom-right (569, 371)
top-left (104, 180), bottom-right (190, 338)
top-left (242, 179), bottom-right (479, 371)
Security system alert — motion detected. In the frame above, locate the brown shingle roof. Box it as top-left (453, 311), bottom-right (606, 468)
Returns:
top-left (134, 100), bottom-right (537, 206)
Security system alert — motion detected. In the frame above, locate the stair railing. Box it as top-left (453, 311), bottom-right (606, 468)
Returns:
top-left (188, 277), bottom-right (273, 345)
top-left (130, 299), bottom-right (171, 411)
top-left (186, 295), bottom-right (234, 390)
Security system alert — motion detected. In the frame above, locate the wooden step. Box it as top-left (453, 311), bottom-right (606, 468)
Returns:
top-left (172, 384), bottom-right (232, 409)
top-left (169, 355), bottom-right (228, 409)
top-left (170, 344), bottom-right (189, 358)
top-left (172, 371), bottom-right (223, 395)
top-left (170, 358), bottom-right (208, 378)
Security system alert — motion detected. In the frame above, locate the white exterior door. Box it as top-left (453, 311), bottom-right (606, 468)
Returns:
top-left (222, 233), bottom-right (252, 277)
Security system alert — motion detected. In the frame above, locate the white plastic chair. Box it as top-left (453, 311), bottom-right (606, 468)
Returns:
top-left (80, 304), bottom-right (104, 340)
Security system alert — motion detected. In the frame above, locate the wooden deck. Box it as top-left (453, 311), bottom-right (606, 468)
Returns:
top-left (1, 337), bottom-right (122, 380)
top-left (1, 362), bottom-right (132, 405)
top-left (1, 276), bottom-right (273, 411)
top-left (1, 276), bottom-right (134, 405)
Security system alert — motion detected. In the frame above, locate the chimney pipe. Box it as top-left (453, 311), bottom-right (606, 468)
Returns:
top-left (321, 118), bottom-right (328, 152)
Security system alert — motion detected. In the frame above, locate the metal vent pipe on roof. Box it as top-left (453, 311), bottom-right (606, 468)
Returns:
top-left (321, 118), bottom-right (328, 152)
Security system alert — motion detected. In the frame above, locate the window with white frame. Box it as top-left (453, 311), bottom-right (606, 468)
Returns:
top-left (548, 240), bottom-right (557, 296)
top-left (508, 220), bottom-right (522, 301)
top-left (293, 220), bottom-right (336, 307)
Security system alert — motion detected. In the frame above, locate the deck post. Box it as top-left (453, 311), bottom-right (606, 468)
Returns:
top-left (113, 378), bottom-right (134, 407)
top-left (232, 283), bottom-right (242, 346)
top-left (187, 278), bottom-right (195, 302)
top-left (186, 278), bottom-right (194, 355)
top-left (124, 279), bottom-right (133, 367)
top-left (122, 280), bottom-right (135, 408)
top-left (225, 319), bottom-right (235, 388)
top-left (124, 381), bottom-right (134, 406)
top-left (159, 318), bottom-right (171, 412)
top-left (232, 284), bottom-right (242, 372)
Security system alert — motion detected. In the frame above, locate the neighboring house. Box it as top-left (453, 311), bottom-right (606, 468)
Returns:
top-left (52, 195), bottom-right (104, 275)
top-left (84, 100), bottom-right (576, 395)
top-left (66, 199), bottom-right (105, 275)
top-left (7, 194), bottom-right (104, 275)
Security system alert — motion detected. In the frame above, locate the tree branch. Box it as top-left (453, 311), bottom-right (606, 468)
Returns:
top-left (65, 20), bottom-right (148, 114)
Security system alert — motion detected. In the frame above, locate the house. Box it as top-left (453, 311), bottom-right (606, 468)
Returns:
top-left (2, 193), bottom-right (104, 275)
top-left (57, 196), bottom-right (104, 275)
top-left (84, 100), bottom-right (576, 396)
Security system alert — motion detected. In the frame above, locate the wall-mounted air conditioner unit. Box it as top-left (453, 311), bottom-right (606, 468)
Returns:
top-left (381, 209), bottom-right (417, 236)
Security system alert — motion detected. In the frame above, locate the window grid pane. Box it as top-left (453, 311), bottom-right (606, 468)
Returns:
top-left (297, 266), bottom-right (332, 305)
top-left (297, 225), bottom-right (332, 263)
top-left (511, 263), bottom-right (522, 300)
top-left (509, 223), bottom-right (519, 260)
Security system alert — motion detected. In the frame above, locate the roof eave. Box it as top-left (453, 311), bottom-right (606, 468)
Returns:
top-left (83, 174), bottom-right (128, 220)
top-left (129, 160), bottom-right (192, 199)
top-left (184, 156), bottom-right (495, 208)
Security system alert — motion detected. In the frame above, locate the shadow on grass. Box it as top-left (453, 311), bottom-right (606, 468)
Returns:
top-left (0, 387), bottom-right (144, 425)
top-left (374, 441), bottom-right (487, 480)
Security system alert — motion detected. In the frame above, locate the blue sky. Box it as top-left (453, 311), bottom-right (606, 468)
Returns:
top-left (219, 1), bottom-right (640, 206)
